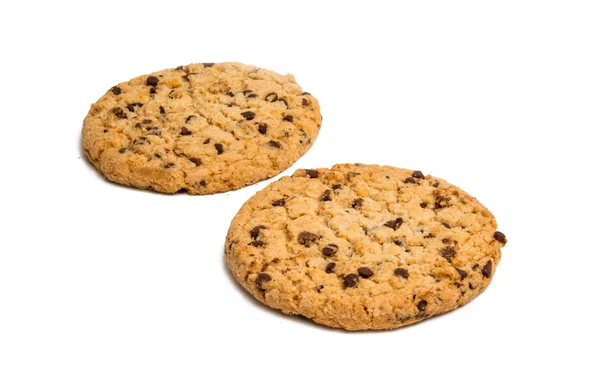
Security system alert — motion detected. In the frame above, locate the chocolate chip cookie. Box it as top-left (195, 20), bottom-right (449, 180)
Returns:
top-left (82, 63), bottom-right (321, 194)
top-left (225, 164), bottom-right (506, 330)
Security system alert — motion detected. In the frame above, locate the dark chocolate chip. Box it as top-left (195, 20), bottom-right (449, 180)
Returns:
top-left (332, 184), bottom-right (342, 190)
top-left (283, 115), bottom-right (293, 122)
top-left (493, 231), bottom-right (507, 244)
top-left (250, 225), bottom-right (266, 240)
top-left (352, 198), bottom-right (363, 209)
top-left (472, 263), bottom-right (480, 270)
top-left (358, 267), bottom-right (374, 278)
top-left (118, 148), bottom-right (127, 154)
top-left (134, 123), bottom-right (141, 129)
top-left (154, 153), bottom-right (162, 158)
top-left (265, 92), bottom-right (278, 102)
top-left (424, 233), bottom-right (435, 239)
top-left (203, 138), bottom-right (211, 144)
top-left (111, 107), bottom-right (127, 119)
top-left (227, 91), bottom-right (235, 97)
top-left (258, 123), bottom-right (268, 134)
top-left (180, 126), bottom-right (192, 136)
top-left (305, 169), bottom-right (318, 178)
top-left (343, 274), bottom-right (359, 288)
top-left (271, 198), bottom-right (286, 207)
top-left (248, 93), bottom-right (257, 98)
top-left (242, 89), bottom-right (253, 95)
top-left (440, 248), bottom-right (457, 261)
top-left (394, 268), bottom-right (409, 279)
top-left (420, 202), bottom-right (428, 208)
top-left (203, 63), bottom-right (215, 67)
top-left (149, 87), bottom-right (157, 94)
top-left (442, 222), bottom-right (451, 229)
top-left (432, 181), bottom-right (440, 187)
top-left (214, 143), bottom-right (224, 154)
top-left (143, 119), bottom-right (153, 124)
top-left (417, 300), bottom-right (428, 312)
top-left (456, 268), bottom-right (468, 280)
top-left (189, 157), bottom-right (201, 166)
top-left (412, 170), bottom-right (425, 179)
top-left (159, 106), bottom-right (166, 115)
top-left (322, 244), bottom-right (338, 257)
top-left (482, 260), bottom-right (493, 278)
top-left (454, 282), bottom-right (463, 288)
top-left (103, 129), bottom-right (109, 133)
top-left (249, 240), bottom-right (264, 247)
top-left (175, 66), bottom-right (184, 71)
top-left (321, 189), bottom-right (332, 202)
top-left (272, 258), bottom-right (280, 263)
top-left (384, 218), bottom-right (403, 230)
top-left (298, 231), bottom-right (319, 247)
top-left (146, 75), bottom-right (159, 86)
top-left (241, 111), bottom-right (255, 120)
top-left (469, 283), bottom-right (476, 290)
top-left (442, 238), bottom-right (451, 244)
top-left (404, 177), bottom-right (417, 184)
top-left (267, 140), bottom-right (281, 148)
top-left (186, 115), bottom-right (197, 123)
top-left (435, 196), bottom-right (450, 209)
top-left (325, 262), bottom-right (336, 274)
top-left (302, 92), bottom-right (311, 95)
top-left (302, 98), bottom-right (309, 106)
top-left (164, 162), bottom-right (175, 169)
top-left (111, 86), bottom-right (121, 95)
top-left (199, 180), bottom-right (207, 187)
top-left (256, 273), bottom-right (271, 291)
top-left (316, 285), bottom-right (325, 293)
top-left (393, 239), bottom-right (404, 246)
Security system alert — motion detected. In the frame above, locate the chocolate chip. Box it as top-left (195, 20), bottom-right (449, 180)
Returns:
top-left (384, 218), bottom-right (403, 230)
top-left (272, 258), bottom-right (280, 263)
top-left (424, 233), bottom-right (435, 239)
top-left (126, 103), bottom-right (138, 112)
top-left (298, 231), bottom-right (319, 247)
top-left (175, 66), bottom-right (184, 71)
top-left (442, 222), bottom-right (451, 229)
top-left (248, 93), bottom-right (257, 98)
top-left (358, 267), bottom-right (374, 278)
top-left (265, 92), bottom-right (278, 102)
top-left (199, 180), bottom-right (207, 187)
top-left (159, 106), bottom-right (166, 115)
top-left (164, 162), bottom-right (175, 169)
top-left (343, 274), bottom-right (359, 288)
top-left (241, 111), bottom-right (255, 120)
top-left (302, 98), bottom-right (309, 106)
top-left (203, 63), bottom-right (215, 67)
top-left (268, 140), bottom-right (281, 148)
top-left (321, 189), bottom-right (332, 202)
top-left (440, 248), bottom-right (457, 261)
top-left (242, 89), bottom-right (253, 95)
top-left (146, 75), bottom-right (159, 86)
top-left (215, 143), bottom-right (224, 154)
top-left (442, 238), bottom-right (451, 244)
top-left (454, 282), bottom-right (463, 288)
top-left (186, 115), bottom-right (197, 123)
top-left (493, 231), bottom-right (507, 244)
top-left (249, 240), bottom-right (264, 247)
top-left (111, 107), bottom-right (127, 119)
top-left (302, 92), bottom-right (311, 95)
top-left (456, 268), bottom-right (468, 280)
top-left (143, 119), bottom-right (153, 124)
top-left (316, 285), bottom-right (325, 293)
top-left (257, 123), bottom-right (268, 134)
top-left (482, 260), bottom-right (492, 278)
top-left (412, 170), bottom-right (425, 179)
top-left (332, 184), bottom-right (342, 190)
top-left (271, 198), bottom-right (285, 207)
top-left (305, 169), bottom-right (318, 178)
top-left (180, 126), bottom-right (192, 136)
top-left (154, 153), bottom-right (162, 158)
top-left (118, 148), bottom-right (127, 154)
top-left (189, 157), bottom-right (201, 166)
top-left (149, 87), bottom-right (157, 94)
top-left (104, 129), bottom-right (109, 133)
top-left (404, 177), bottom-right (417, 184)
top-left (420, 202), bottom-right (428, 208)
top-left (472, 263), bottom-right (480, 270)
top-left (322, 244), bottom-right (338, 257)
top-left (250, 225), bottom-right (266, 240)
top-left (435, 196), bottom-right (450, 209)
top-left (203, 138), bottom-right (211, 144)
top-left (111, 86), bottom-right (121, 95)
top-left (227, 91), bottom-right (235, 97)
top-left (325, 262), bottom-right (336, 274)
top-left (394, 268), bottom-right (409, 279)
top-left (256, 273), bottom-right (271, 291)
top-left (417, 300), bottom-right (428, 312)
top-left (283, 115), bottom-right (293, 122)
top-left (393, 239), bottom-right (404, 246)
top-left (432, 181), bottom-right (440, 187)
top-left (351, 198), bottom-right (363, 209)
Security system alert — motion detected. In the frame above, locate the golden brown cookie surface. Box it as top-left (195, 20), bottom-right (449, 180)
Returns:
top-left (226, 164), bottom-right (506, 330)
top-left (82, 62), bottom-right (321, 194)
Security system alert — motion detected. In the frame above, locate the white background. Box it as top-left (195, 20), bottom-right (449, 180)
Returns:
top-left (1, 1), bottom-right (599, 373)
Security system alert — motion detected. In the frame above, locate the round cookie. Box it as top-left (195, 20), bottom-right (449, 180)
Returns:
top-left (225, 164), bottom-right (507, 330)
top-left (82, 62), bottom-right (321, 194)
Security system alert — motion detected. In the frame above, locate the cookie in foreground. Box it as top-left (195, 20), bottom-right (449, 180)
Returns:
top-left (225, 164), bottom-right (507, 330)
top-left (82, 62), bottom-right (321, 194)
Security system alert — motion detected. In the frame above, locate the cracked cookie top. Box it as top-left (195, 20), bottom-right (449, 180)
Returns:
top-left (225, 164), bottom-right (506, 330)
top-left (82, 62), bottom-right (321, 194)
